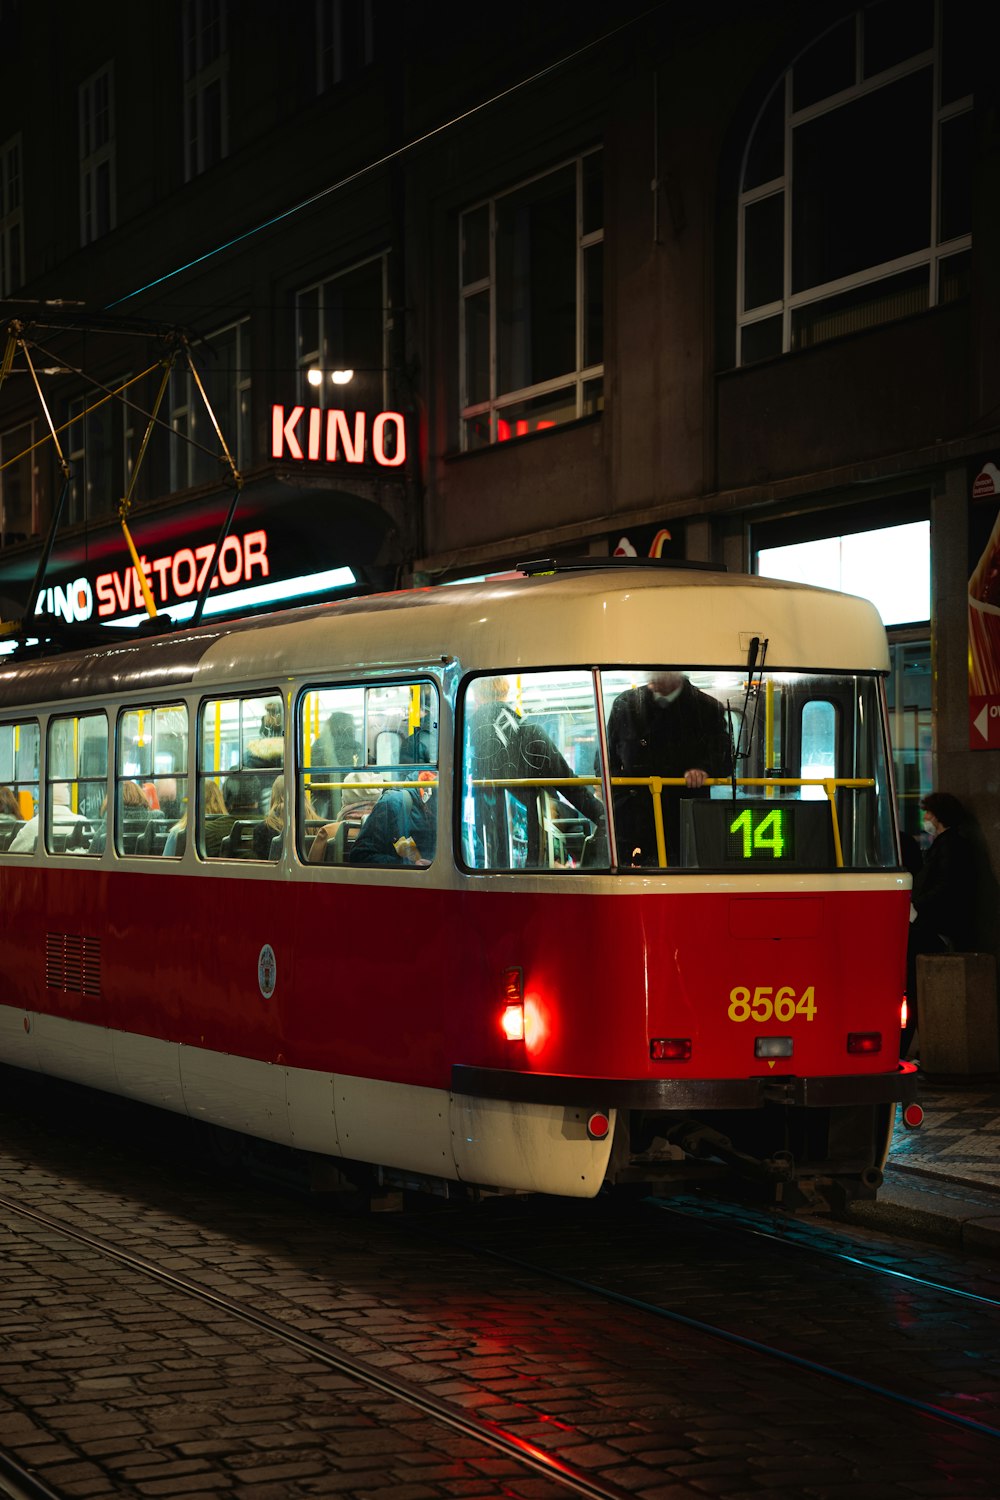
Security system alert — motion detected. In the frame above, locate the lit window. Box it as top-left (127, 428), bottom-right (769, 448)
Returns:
top-left (116, 705), bottom-right (189, 857)
top-left (756, 520), bottom-right (930, 627)
top-left (296, 255), bottom-right (388, 412)
top-left (298, 681), bottom-right (438, 868)
top-left (459, 150), bottom-right (604, 448)
top-left (738, 1), bottom-right (972, 365)
top-left (45, 713), bottom-right (108, 856)
top-left (199, 694), bottom-right (284, 859)
top-left (0, 719), bottom-right (40, 852)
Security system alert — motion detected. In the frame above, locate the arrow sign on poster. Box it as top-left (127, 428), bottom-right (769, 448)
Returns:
top-left (970, 695), bottom-right (1000, 749)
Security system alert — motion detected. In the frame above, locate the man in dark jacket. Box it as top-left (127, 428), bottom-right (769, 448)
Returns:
top-left (606, 672), bottom-right (732, 866)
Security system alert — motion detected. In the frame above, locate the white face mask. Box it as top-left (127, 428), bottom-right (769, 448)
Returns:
top-left (923, 816), bottom-right (937, 839)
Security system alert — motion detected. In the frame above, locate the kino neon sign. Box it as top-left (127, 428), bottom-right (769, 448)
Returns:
top-left (271, 404), bottom-right (406, 467)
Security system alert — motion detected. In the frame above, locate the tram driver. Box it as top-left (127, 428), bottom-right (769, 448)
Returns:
top-left (606, 671), bottom-right (731, 866)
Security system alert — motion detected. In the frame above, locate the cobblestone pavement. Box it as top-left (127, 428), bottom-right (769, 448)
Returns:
top-left (2, 1068), bottom-right (1000, 1499)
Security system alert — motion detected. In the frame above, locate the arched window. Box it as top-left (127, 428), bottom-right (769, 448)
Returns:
top-left (737, 0), bottom-right (973, 366)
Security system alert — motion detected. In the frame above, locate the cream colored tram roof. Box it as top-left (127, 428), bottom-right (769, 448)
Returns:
top-left (196, 567), bottom-right (890, 686)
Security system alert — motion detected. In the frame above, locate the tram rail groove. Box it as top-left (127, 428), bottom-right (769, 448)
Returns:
top-left (647, 1194), bottom-right (1000, 1310)
top-left (406, 1216), bottom-right (1000, 1446)
top-left (0, 1192), bottom-right (644, 1500)
top-left (0, 1447), bottom-right (68, 1500)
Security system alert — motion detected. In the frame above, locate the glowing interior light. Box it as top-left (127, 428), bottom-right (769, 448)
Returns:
top-left (502, 1003), bottom-right (525, 1042)
top-left (331, 369), bottom-right (354, 384)
top-left (307, 368), bottom-right (323, 386)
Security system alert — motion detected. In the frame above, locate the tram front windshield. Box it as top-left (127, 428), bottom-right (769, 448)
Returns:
top-left (459, 668), bottom-right (895, 873)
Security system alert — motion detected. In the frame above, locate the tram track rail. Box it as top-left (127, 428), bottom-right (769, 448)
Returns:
top-left (0, 1191), bottom-right (645, 1500)
top-left (404, 1195), bottom-right (1000, 1448)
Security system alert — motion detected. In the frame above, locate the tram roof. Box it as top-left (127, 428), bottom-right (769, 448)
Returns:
top-left (0, 566), bottom-right (889, 710)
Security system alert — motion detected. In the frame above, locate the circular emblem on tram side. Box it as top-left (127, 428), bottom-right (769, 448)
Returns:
top-left (258, 944), bottom-right (277, 1000)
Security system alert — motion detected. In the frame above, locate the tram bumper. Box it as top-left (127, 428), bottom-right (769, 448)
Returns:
top-left (450, 1062), bottom-right (920, 1112)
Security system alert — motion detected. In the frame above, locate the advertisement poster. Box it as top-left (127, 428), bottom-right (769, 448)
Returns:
top-left (969, 459), bottom-right (1000, 749)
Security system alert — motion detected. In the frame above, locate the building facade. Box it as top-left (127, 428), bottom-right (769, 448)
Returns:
top-left (1, 0), bottom-right (996, 948)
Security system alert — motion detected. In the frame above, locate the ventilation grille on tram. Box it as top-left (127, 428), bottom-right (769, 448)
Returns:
top-left (45, 933), bottom-right (102, 996)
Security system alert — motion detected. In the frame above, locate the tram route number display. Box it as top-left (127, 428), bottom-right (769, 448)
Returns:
top-left (727, 806), bottom-right (792, 862)
top-left (681, 797), bottom-right (834, 868)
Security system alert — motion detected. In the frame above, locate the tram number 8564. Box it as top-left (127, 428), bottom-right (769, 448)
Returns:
top-left (728, 985), bottom-right (817, 1023)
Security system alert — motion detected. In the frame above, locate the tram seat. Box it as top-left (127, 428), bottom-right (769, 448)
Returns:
top-left (0, 820), bottom-right (20, 851)
top-left (269, 833), bottom-right (282, 859)
top-left (136, 815), bottom-right (165, 854)
top-left (219, 819), bottom-right (261, 858)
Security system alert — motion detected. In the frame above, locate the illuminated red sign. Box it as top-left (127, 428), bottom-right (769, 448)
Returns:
top-left (35, 528), bottom-right (271, 624)
top-left (271, 405), bottom-right (406, 467)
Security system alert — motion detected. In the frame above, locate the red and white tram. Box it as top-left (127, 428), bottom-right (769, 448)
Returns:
top-left (0, 561), bottom-right (918, 1205)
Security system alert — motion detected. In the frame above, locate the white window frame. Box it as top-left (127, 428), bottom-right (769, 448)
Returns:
top-left (0, 132), bottom-right (23, 296)
top-left (183, 0), bottom-right (229, 181)
top-left (459, 149), bottom-right (603, 450)
top-left (79, 63), bottom-right (116, 246)
top-left (737, 1), bottom-right (972, 365)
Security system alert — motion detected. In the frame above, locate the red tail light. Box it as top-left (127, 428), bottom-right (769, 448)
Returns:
top-left (501, 967), bottom-right (524, 1041)
top-left (848, 1032), bottom-right (882, 1054)
top-left (650, 1038), bottom-right (691, 1061)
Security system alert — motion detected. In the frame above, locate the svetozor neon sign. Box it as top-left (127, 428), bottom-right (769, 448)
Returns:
top-left (271, 404), bottom-right (406, 467)
top-left (35, 528), bottom-right (271, 624)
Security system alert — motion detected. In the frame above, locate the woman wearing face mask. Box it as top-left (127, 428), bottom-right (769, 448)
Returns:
top-left (904, 792), bottom-right (979, 1058)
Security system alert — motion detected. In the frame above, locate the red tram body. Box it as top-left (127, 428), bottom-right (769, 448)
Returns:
top-left (0, 565), bottom-right (918, 1204)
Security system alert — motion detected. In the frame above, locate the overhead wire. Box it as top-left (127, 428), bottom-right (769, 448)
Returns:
top-left (106, 4), bottom-right (664, 309)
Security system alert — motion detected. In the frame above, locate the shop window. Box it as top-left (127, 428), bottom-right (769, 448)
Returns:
top-left (79, 62), bottom-right (115, 245)
top-left (298, 680), bottom-right (438, 867)
top-left (183, 0), bottom-right (228, 180)
top-left (459, 150), bottom-right (604, 449)
top-left (117, 705), bottom-right (189, 857)
top-left (756, 519), bottom-right (930, 628)
top-left (168, 318), bottom-right (249, 491)
top-left (0, 131), bottom-right (23, 296)
top-left (0, 719), bottom-right (39, 852)
top-left (296, 254), bottom-right (387, 414)
top-left (199, 693), bottom-right (283, 859)
top-left (46, 713), bottom-right (107, 855)
top-left (738, 0), bottom-right (972, 365)
top-left (886, 639), bottom-right (932, 841)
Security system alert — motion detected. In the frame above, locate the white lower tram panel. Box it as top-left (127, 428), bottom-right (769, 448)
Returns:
top-left (0, 1008), bottom-right (615, 1198)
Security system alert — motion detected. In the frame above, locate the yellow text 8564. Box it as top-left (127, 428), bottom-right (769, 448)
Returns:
top-left (728, 985), bottom-right (817, 1023)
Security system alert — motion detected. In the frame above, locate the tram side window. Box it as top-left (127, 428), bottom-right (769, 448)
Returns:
top-left (116, 705), bottom-right (189, 857)
top-left (0, 720), bottom-right (40, 853)
top-left (298, 680), bottom-right (439, 867)
top-left (460, 671), bottom-right (606, 872)
top-left (198, 693), bottom-right (283, 859)
top-left (46, 713), bottom-right (108, 855)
